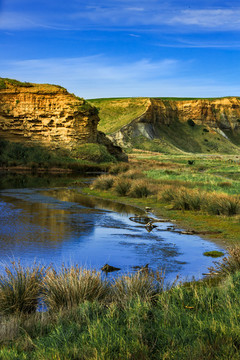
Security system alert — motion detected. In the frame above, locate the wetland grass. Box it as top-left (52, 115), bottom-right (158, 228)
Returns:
top-left (1, 255), bottom-right (240, 359)
top-left (0, 261), bottom-right (44, 315)
top-left (43, 266), bottom-right (109, 311)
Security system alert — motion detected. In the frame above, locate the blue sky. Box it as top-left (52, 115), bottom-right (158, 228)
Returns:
top-left (1, 0), bottom-right (240, 98)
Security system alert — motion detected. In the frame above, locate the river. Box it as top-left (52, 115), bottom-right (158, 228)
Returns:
top-left (0, 173), bottom-right (225, 284)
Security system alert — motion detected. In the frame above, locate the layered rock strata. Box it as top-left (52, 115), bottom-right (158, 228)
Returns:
top-left (0, 79), bottom-right (127, 160)
top-left (0, 81), bottom-right (99, 148)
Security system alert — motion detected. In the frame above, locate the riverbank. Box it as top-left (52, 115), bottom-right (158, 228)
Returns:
top-left (84, 152), bottom-right (240, 245)
top-left (83, 187), bottom-right (239, 245)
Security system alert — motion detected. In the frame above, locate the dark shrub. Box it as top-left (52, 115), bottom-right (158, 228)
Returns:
top-left (187, 119), bottom-right (195, 127)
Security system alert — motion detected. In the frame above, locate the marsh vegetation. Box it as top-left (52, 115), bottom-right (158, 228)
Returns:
top-left (1, 248), bottom-right (240, 359)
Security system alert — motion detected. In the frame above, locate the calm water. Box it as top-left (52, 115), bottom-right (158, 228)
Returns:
top-left (0, 174), bottom-right (226, 283)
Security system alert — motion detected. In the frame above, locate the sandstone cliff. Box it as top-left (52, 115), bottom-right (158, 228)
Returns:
top-left (145, 98), bottom-right (240, 130)
top-left (91, 97), bottom-right (240, 153)
top-left (0, 79), bottom-right (99, 148)
top-left (0, 78), bottom-right (127, 160)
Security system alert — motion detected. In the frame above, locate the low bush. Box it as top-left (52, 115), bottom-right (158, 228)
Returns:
top-left (159, 186), bottom-right (239, 216)
top-left (159, 184), bottom-right (176, 202)
top-left (72, 143), bottom-right (116, 163)
top-left (160, 186), bottom-right (202, 211)
top-left (121, 169), bottom-right (143, 179)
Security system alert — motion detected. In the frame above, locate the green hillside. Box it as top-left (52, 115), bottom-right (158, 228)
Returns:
top-left (88, 97), bottom-right (149, 134)
top-left (88, 97), bottom-right (240, 154)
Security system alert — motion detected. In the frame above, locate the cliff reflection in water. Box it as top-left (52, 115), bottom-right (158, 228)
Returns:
top-left (0, 186), bottom-right (144, 268)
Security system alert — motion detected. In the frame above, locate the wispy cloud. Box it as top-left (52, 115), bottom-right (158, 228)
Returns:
top-left (156, 39), bottom-right (240, 49)
top-left (2, 2), bottom-right (240, 31)
top-left (0, 11), bottom-right (66, 30)
top-left (129, 33), bottom-right (141, 38)
top-left (0, 55), bottom-right (239, 98)
top-left (0, 56), bottom-right (181, 97)
top-left (170, 9), bottom-right (240, 29)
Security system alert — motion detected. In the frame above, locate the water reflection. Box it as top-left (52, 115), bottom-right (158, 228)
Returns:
top-left (0, 182), bottom-right (226, 283)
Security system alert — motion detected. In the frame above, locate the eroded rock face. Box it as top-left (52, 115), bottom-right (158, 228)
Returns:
top-left (109, 97), bottom-right (240, 149)
top-left (146, 98), bottom-right (240, 130)
top-left (0, 81), bottom-right (99, 149)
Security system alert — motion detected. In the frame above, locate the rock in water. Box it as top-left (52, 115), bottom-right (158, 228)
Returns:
top-left (101, 264), bottom-right (121, 272)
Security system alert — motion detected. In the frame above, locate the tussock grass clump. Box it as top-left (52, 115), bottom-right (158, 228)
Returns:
top-left (109, 163), bottom-right (129, 174)
top-left (160, 186), bottom-right (202, 210)
top-left (205, 193), bottom-right (240, 216)
top-left (174, 188), bottom-right (202, 211)
top-left (0, 261), bottom-right (44, 315)
top-left (209, 247), bottom-right (240, 276)
top-left (159, 184), bottom-right (177, 202)
top-left (114, 178), bottom-right (132, 196)
top-left (129, 180), bottom-right (152, 198)
top-left (112, 271), bottom-right (164, 306)
top-left (92, 174), bottom-right (115, 190)
top-left (43, 266), bottom-right (108, 311)
top-left (121, 169), bottom-right (143, 179)
top-left (159, 186), bottom-right (240, 216)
